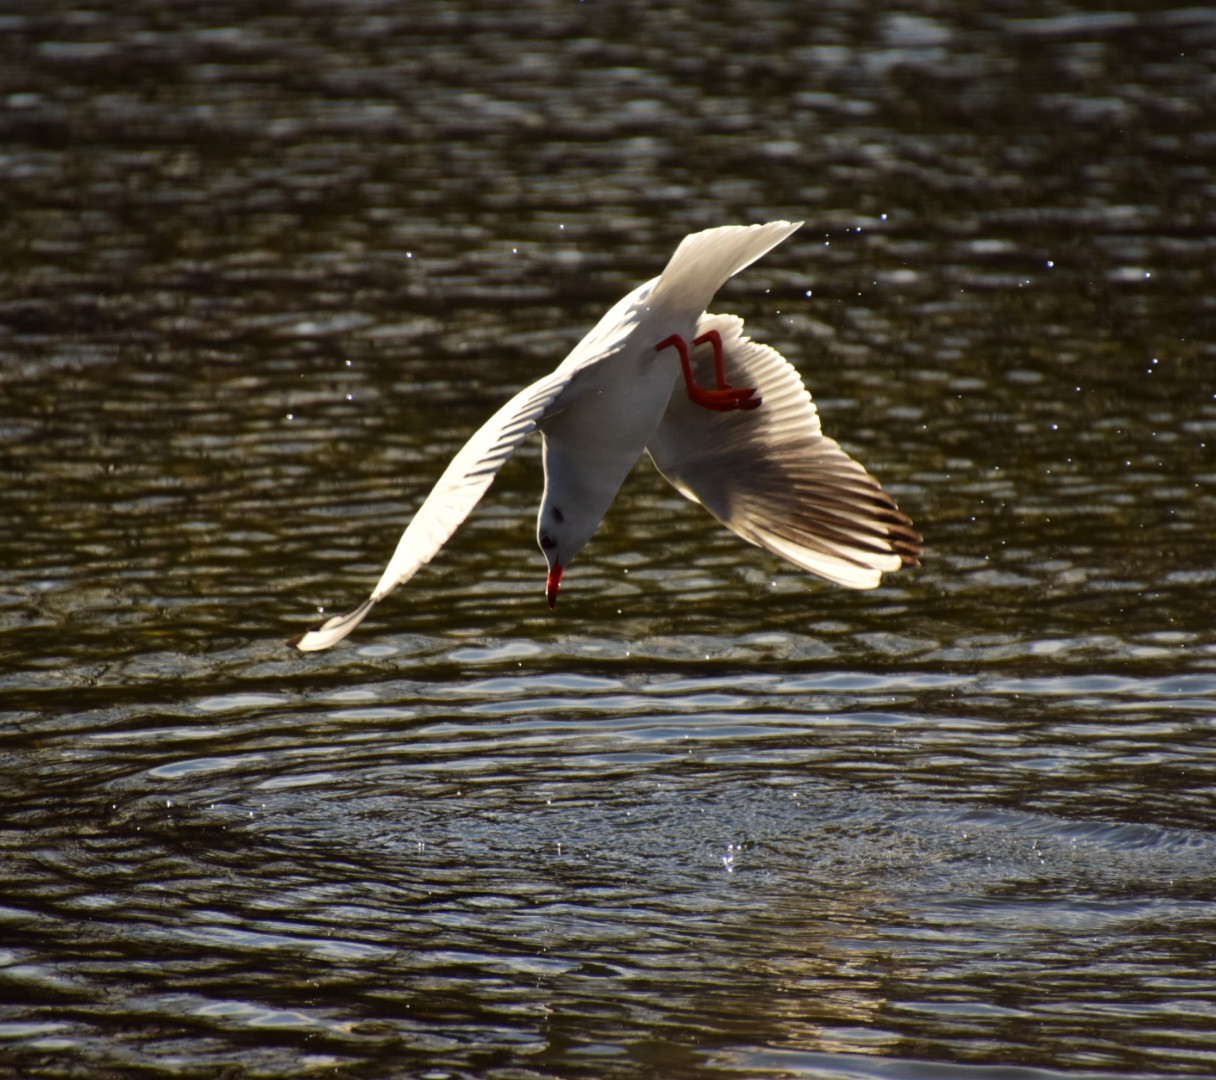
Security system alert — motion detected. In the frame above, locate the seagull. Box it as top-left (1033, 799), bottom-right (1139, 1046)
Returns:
top-left (290, 221), bottom-right (921, 652)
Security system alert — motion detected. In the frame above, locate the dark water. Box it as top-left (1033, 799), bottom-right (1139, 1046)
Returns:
top-left (3, 2), bottom-right (1216, 1077)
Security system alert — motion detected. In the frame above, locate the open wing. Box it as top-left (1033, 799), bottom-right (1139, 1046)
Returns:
top-left (290, 313), bottom-right (641, 652)
top-left (645, 313), bottom-right (922, 589)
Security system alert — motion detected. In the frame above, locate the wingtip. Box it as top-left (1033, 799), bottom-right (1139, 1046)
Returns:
top-left (761, 219), bottom-right (803, 237)
top-left (287, 597), bottom-right (378, 653)
top-left (285, 626), bottom-right (321, 651)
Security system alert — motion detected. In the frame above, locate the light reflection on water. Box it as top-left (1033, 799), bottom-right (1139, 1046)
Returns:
top-left (2, 0), bottom-right (1216, 1077)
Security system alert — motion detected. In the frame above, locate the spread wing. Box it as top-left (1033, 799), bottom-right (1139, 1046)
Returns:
top-left (645, 313), bottom-right (922, 589)
top-left (290, 306), bottom-right (643, 652)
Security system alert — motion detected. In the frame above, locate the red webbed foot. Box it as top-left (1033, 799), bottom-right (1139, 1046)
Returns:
top-left (655, 331), bottom-right (762, 412)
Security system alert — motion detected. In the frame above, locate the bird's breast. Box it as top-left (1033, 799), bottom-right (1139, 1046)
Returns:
top-left (551, 350), bottom-right (679, 460)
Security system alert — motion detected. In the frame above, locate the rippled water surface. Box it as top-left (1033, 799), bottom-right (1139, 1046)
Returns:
top-left (3, 2), bottom-right (1215, 1077)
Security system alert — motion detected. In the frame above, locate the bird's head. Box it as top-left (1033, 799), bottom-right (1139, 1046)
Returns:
top-left (536, 433), bottom-right (621, 609)
top-left (537, 495), bottom-right (607, 608)
top-left (537, 504), bottom-right (572, 609)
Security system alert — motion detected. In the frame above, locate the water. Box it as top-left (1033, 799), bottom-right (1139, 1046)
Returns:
top-left (2, 2), bottom-right (1215, 1077)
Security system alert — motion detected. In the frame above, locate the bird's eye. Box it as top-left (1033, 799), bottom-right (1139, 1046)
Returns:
top-left (540, 534), bottom-right (556, 550)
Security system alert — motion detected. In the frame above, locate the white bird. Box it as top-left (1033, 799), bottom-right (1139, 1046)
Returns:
top-left (290, 221), bottom-right (921, 652)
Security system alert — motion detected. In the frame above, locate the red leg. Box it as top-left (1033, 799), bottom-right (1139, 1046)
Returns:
top-left (655, 334), bottom-right (699, 398)
top-left (692, 329), bottom-right (731, 389)
top-left (655, 333), bottom-right (761, 412)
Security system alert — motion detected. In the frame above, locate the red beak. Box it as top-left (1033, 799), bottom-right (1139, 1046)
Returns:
top-left (546, 564), bottom-right (564, 608)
